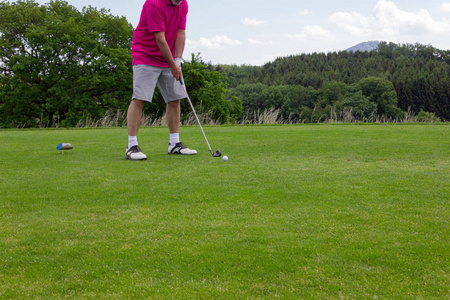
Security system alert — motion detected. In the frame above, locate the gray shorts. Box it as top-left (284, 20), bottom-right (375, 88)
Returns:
top-left (132, 64), bottom-right (186, 103)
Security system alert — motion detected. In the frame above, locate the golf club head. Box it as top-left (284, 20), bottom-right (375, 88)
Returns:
top-left (212, 149), bottom-right (222, 157)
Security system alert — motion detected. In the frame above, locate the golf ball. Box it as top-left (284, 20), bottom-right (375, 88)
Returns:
top-left (223, 155), bottom-right (228, 161)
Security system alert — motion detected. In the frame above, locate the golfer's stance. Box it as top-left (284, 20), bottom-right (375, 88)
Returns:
top-left (126, 0), bottom-right (196, 160)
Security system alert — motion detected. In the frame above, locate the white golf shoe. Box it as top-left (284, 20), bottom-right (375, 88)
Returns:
top-left (168, 142), bottom-right (197, 155)
top-left (125, 145), bottom-right (147, 160)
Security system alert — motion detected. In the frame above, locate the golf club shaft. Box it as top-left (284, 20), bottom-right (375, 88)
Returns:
top-left (180, 78), bottom-right (214, 155)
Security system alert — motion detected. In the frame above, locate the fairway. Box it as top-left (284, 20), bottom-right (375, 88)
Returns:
top-left (0, 124), bottom-right (449, 299)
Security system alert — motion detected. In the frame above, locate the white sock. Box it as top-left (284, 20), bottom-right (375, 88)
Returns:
top-left (128, 136), bottom-right (138, 148)
top-left (170, 133), bottom-right (180, 145)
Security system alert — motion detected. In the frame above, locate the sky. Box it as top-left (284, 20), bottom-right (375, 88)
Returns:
top-left (34, 0), bottom-right (450, 65)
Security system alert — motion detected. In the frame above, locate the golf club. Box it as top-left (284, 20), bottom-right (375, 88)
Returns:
top-left (180, 77), bottom-right (221, 157)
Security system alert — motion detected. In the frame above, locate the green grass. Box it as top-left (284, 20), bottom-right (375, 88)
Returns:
top-left (0, 124), bottom-right (449, 299)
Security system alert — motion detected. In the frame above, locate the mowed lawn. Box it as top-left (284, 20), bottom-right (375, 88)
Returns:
top-left (0, 124), bottom-right (448, 299)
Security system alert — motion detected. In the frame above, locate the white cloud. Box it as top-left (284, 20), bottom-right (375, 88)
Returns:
top-left (326, 0), bottom-right (450, 41)
top-left (298, 9), bottom-right (310, 16)
top-left (185, 39), bottom-right (197, 49)
top-left (374, 0), bottom-right (450, 37)
top-left (194, 35), bottom-right (241, 50)
top-left (329, 11), bottom-right (372, 37)
top-left (286, 25), bottom-right (332, 41)
top-left (441, 2), bottom-right (450, 13)
top-left (248, 38), bottom-right (262, 45)
top-left (244, 18), bottom-right (266, 26)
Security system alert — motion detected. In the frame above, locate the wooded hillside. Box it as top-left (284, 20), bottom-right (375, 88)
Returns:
top-left (213, 42), bottom-right (449, 122)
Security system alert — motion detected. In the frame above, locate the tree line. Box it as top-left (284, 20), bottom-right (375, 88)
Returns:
top-left (1, 0), bottom-right (448, 128)
top-left (212, 42), bottom-right (449, 122)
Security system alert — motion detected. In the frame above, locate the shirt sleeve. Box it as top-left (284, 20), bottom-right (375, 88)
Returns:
top-left (145, 3), bottom-right (166, 33)
top-left (179, 1), bottom-right (188, 30)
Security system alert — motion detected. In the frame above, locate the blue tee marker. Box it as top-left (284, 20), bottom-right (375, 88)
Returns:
top-left (57, 143), bottom-right (73, 153)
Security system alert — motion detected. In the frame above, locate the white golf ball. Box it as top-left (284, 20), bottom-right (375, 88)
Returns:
top-left (223, 155), bottom-right (228, 161)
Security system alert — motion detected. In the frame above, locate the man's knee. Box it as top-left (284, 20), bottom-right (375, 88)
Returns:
top-left (130, 99), bottom-right (145, 110)
top-left (168, 99), bottom-right (180, 105)
top-left (167, 99), bottom-right (180, 109)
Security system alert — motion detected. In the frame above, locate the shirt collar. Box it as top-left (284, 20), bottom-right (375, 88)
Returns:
top-left (167, 0), bottom-right (181, 6)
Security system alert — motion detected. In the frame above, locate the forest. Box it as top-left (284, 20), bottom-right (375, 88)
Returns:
top-left (0, 0), bottom-right (448, 128)
top-left (212, 42), bottom-right (449, 123)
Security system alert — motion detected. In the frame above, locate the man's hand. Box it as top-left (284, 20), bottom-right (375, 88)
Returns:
top-left (175, 57), bottom-right (182, 68)
top-left (170, 64), bottom-right (182, 81)
top-left (171, 57), bottom-right (183, 80)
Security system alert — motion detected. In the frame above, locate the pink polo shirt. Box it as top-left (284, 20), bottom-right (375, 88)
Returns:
top-left (132, 0), bottom-right (188, 67)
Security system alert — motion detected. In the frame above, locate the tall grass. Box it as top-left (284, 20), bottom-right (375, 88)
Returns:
top-left (73, 109), bottom-right (220, 128)
top-left (240, 107), bottom-right (442, 125)
top-left (325, 106), bottom-right (442, 124)
top-left (17, 106), bottom-right (443, 129)
top-left (239, 108), bottom-right (284, 125)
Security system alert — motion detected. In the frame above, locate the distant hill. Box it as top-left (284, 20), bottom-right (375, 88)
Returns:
top-left (346, 41), bottom-right (381, 52)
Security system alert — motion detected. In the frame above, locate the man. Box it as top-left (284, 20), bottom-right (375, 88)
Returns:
top-left (125, 0), bottom-right (196, 160)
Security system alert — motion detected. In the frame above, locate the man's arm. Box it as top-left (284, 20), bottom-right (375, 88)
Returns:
top-left (154, 31), bottom-right (182, 80)
top-left (174, 29), bottom-right (185, 59)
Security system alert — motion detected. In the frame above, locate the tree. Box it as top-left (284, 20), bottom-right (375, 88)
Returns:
top-left (342, 91), bottom-right (378, 119)
top-left (280, 86), bottom-right (317, 121)
top-left (358, 77), bottom-right (403, 118)
top-left (229, 83), bottom-right (268, 113)
top-left (317, 81), bottom-right (349, 106)
top-left (0, 0), bottom-right (134, 127)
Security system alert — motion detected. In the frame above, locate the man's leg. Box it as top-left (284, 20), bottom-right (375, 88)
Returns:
top-left (166, 99), bottom-right (197, 155)
top-left (125, 99), bottom-right (147, 160)
top-left (166, 99), bottom-right (181, 146)
top-left (166, 99), bottom-right (181, 135)
top-left (127, 99), bottom-right (145, 137)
